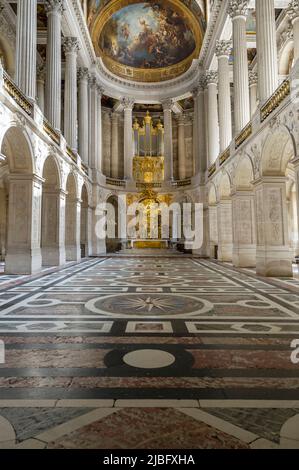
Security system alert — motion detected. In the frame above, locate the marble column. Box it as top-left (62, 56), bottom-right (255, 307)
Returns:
top-left (41, 188), bottom-right (66, 267)
top-left (215, 40), bottom-right (232, 152)
top-left (206, 71), bottom-right (220, 166)
top-left (97, 84), bottom-right (103, 173)
top-left (249, 70), bottom-right (258, 117)
top-left (217, 199), bottom-right (233, 262)
top-left (111, 113), bottom-right (119, 178)
top-left (5, 175), bottom-right (42, 274)
top-left (256, 0), bottom-right (278, 103)
top-left (254, 177), bottom-right (292, 276)
top-left (287, 1), bottom-right (299, 64)
top-left (122, 98), bottom-right (134, 180)
top-left (36, 65), bottom-right (45, 113)
top-left (232, 191), bottom-right (256, 267)
top-left (162, 100), bottom-right (174, 181)
top-left (177, 114), bottom-right (186, 180)
top-left (78, 67), bottom-right (89, 164)
top-left (63, 37), bottom-right (80, 150)
top-left (15, 0), bottom-right (37, 100)
top-left (65, 197), bottom-right (81, 262)
top-left (45, 0), bottom-right (64, 130)
top-left (192, 81), bottom-right (207, 175)
top-left (88, 75), bottom-right (98, 169)
top-left (228, 0), bottom-right (250, 133)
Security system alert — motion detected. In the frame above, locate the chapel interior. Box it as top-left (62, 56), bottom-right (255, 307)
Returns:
top-left (0, 0), bottom-right (298, 450)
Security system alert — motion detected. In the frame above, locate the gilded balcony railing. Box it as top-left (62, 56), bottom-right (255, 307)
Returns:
top-left (3, 71), bottom-right (33, 117)
top-left (260, 79), bottom-right (291, 122)
top-left (220, 147), bottom-right (230, 166)
top-left (66, 145), bottom-right (77, 164)
top-left (235, 122), bottom-right (252, 149)
top-left (43, 118), bottom-right (61, 146)
top-left (106, 178), bottom-right (126, 187)
top-left (172, 179), bottom-right (192, 188)
top-left (81, 162), bottom-right (89, 176)
top-left (208, 163), bottom-right (216, 177)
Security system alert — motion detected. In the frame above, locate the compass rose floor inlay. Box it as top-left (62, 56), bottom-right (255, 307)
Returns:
top-left (0, 256), bottom-right (298, 449)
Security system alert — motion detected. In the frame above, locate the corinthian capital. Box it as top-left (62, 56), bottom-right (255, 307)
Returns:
top-left (63, 37), bottom-right (80, 54)
top-left (78, 67), bottom-right (89, 82)
top-left (249, 70), bottom-right (258, 86)
top-left (45, 0), bottom-right (65, 14)
top-left (121, 97), bottom-right (135, 110)
top-left (287, 0), bottom-right (299, 22)
top-left (228, 0), bottom-right (249, 19)
top-left (162, 99), bottom-right (173, 111)
top-left (205, 70), bottom-right (218, 85)
top-left (215, 40), bottom-right (232, 58)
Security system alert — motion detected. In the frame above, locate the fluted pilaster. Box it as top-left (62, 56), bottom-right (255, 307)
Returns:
top-left (88, 75), bottom-right (98, 169)
top-left (228, 0), bottom-right (250, 133)
top-left (162, 100), bottom-right (174, 181)
top-left (15, 0), bottom-right (37, 100)
top-left (111, 113), bottom-right (119, 178)
top-left (249, 70), bottom-right (258, 116)
top-left (97, 84), bottom-right (104, 173)
top-left (205, 71), bottom-right (219, 165)
top-left (78, 67), bottom-right (89, 164)
top-left (45, 0), bottom-right (65, 130)
top-left (256, 0), bottom-right (278, 102)
top-left (122, 98), bottom-right (134, 180)
top-left (216, 40), bottom-right (232, 152)
top-left (63, 37), bottom-right (80, 150)
top-left (36, 65), bottom-right (45, 112)
top-left (192, 81), bottom-right (207, 175)
top-left (177, 114), bottom-right (186, 180)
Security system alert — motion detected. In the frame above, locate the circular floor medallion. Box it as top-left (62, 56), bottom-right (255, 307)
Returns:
top-left (123, 349), bottom-right (175, 369)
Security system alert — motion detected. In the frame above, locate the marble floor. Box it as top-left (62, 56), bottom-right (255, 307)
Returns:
top-left (0, 256), bottom-right (298, 449)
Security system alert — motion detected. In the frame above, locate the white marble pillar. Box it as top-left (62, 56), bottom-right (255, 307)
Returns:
top-left (256, 0), bottom-right (278, 103)
top-left (254, 177), bottom-right (293, 276)
top-left (63, 37), bottom-right (80, 150)
top-left (5, 175), bottom-right (42, 274)
top-left (232, 191), bottom-right (256, 267)
top-left (216, 40), bottom-right (232, 152)
top-left (15, 0), bottom-right (37, 100)
top-left (111, 113), bottom-right (119, 178)
top-left (65, 197), bottom-right (81, 262)
top-left (36, 65), bottom-right (45, 113)
top-left (88, 75), bottom-right (98, 169)
top-left (122, 98), bottom-right (134, 180)
top-left (78, 67), bottom-right (89, 164)
top-left (287, 1), bottom-right (299, 64)
top-left (45, 0), bottom-right (64, 130)
top-left (177, 114), bottom-right (186, 180)
top-left (192, 82), bottom-right (207, 175)
top-left (228, 0), bottom-right (250, 133)
top-left (97, 84), bottom-right (103, 173)
top-left (249, 70), bottom-right (258, 117)
top-left (206, 71), bottom-right (220, 166)
top-left (41, 189), bottom-right (66, 266)
top-left (162, 100), bottom-right (174, 181)
top-left (217, 200), bottom-right (233, 262)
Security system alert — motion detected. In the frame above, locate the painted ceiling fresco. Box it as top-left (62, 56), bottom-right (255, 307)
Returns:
top-left (99, 2), bottom-right (196, 69)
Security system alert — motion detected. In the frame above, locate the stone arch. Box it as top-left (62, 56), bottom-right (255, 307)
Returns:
top-left (261, 127), bottom-right (296, 177)
top-left (218, 171), bottom-right (232, 201)
top-left (279, 40), bottom-right (294, 76)
top-left (234, 155), bottom-right (254, 190)
top-left (0, 126), bottom-right (34, 174)
top-left (41, 155), bottom-right (65, 267)
top-left (0, 126), bottom-right (40, 274)
top-left (106, 194), bottom-right (121, 253)
top-left (65, 172), bottom-right (80, 262)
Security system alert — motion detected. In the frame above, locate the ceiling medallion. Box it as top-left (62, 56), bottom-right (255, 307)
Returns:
top-left (91, 0), bottom-right (203, 83)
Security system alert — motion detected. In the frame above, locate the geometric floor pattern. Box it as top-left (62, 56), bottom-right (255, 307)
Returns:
top-left (0, 256), bottom-right (299, 448)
